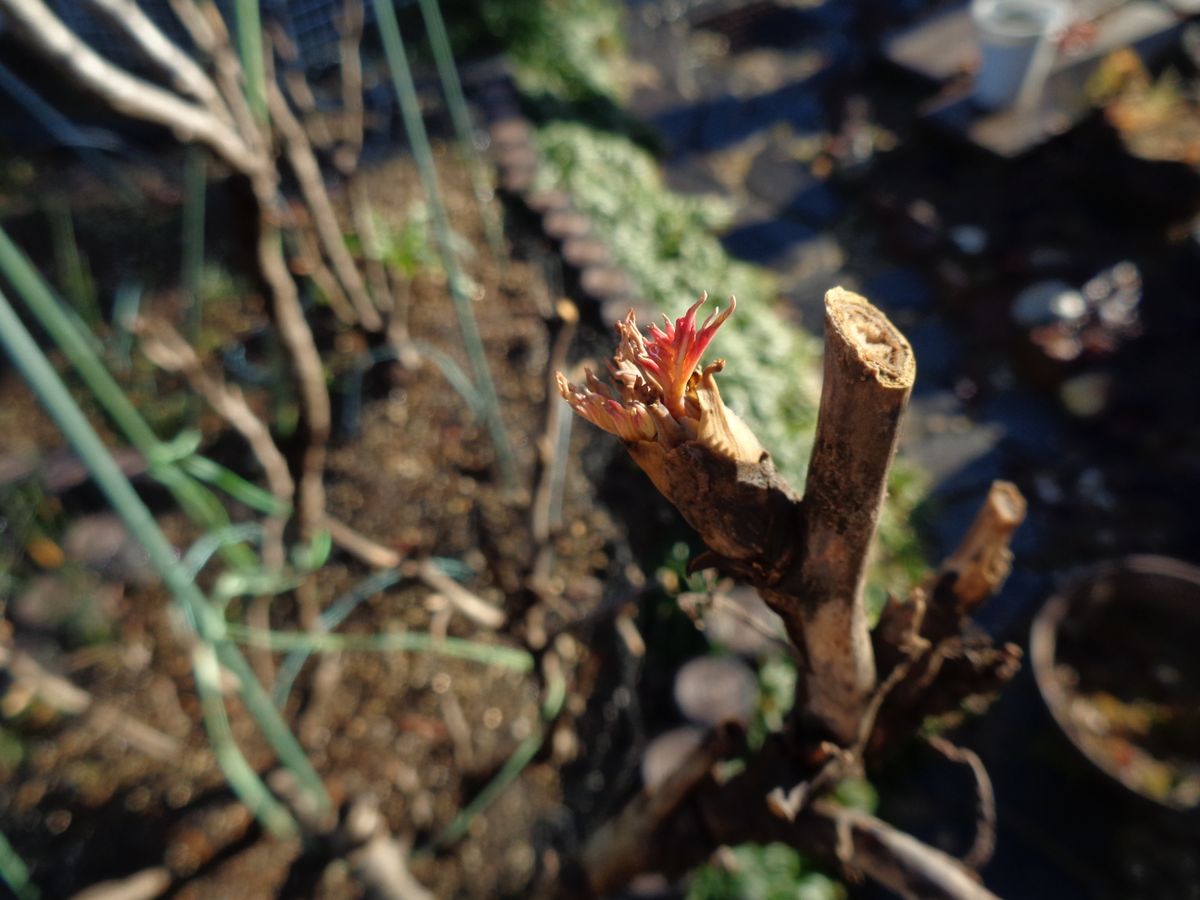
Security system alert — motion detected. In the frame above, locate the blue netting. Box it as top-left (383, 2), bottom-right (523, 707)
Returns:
top-left (42, 0), bottom-right (415, 73)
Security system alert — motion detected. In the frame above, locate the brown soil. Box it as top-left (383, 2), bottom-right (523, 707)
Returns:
top-left (0, 147), bottom-right (633, 898)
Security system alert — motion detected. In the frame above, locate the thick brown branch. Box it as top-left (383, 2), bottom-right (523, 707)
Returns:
top-left (626, 289), bottom-right (912, 743)
top-left (776, 287), bottom-right (914, 743)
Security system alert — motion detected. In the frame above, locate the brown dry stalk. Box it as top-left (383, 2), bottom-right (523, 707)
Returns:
top-left (250, 177), bottom-right (332, 536)
top-left (771, 287), bottom-right (914, 743)
top-left (937, 480), bottom-right (1026, 613)
top-left (286, 203), bottom-right (361, 326)
top-left (137, 319), bottom-right (294, 507)
top-left (926, 735), bottom-right (997, 871)
top-left (83, 0), bottom-right (230, 124)
top-left (323, 516), bottom-right (404, 569)
top-left (804, 800), bottom-right (1001, 900)
top-left (3, 0), bottom-right (334, 537)
top-left (267, 80), bottom-right (383, 332)
top-left (0, 0), bottom-right (257, 174)
top-left (169, 0), bottom-right (264, 157)
top-left (335, 0), bottom-right (367, 172)
top-left (563, 289), bottom-right (1024, 900)
top-left (137, 318), bottom-right (294, 568)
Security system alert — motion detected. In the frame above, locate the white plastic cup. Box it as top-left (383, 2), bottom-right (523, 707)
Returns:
top-left (971, 0), bottom-right (1069, 110)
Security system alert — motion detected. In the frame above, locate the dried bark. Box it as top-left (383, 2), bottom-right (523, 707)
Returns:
top-left (566, 287), bottom-right (1025, 898)
top-left (625, 289), bottom-right (914, 744)
top-left (776, 287), bottom-right (914, 742)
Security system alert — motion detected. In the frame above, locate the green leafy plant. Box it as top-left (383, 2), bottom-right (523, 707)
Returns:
top-left (689, 843), bottom-right (846, 900)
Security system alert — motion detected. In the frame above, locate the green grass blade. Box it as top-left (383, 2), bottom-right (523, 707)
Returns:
top-left (233, 0), bottom-right (266, 122)
top-left (373, 0), bottom-right (516, 487)
top-left (272, 567), bottom-right (406, 708)
top-left (226, 622), bottom-right (533, 672)
top-left (180, 454), bottom-right (291, 516)
top-left (0, 226), bottom-right (260, 570)
top-left (0, 830), bottom-right (38, 900)
top-left (183, 522), bottom-right (266, 579)
top-left (193, 643), bottom-right (296, 837)
top-left (415, 0), bottom-right (505, 260)
top-left (46, 200), bottom-right (100, 328)
top-left (0, 286), bottom-right (330, 823)
top-left (0, 225), bottom-right (157, 448)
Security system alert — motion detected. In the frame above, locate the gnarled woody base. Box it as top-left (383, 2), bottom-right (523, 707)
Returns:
top-left (561, 289), bottom-right (1023, 900)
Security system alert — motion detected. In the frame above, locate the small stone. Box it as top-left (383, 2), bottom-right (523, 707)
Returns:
top-left (488, 118), bottom-right (531, 150)
top-left (702, 586), bottom-right (786, 656)
top-left (641, 726), bottom-right (704, 791)
top-left (674, 655), bottom-right (759, 727)
top-left (949, 224), bottom-right (988, 255)
top-left (1012, 280), bottom-right (1085, 327)
top-left (543, 210), bottom-right (591, 241)
top-left (10, 575), bottom-right (81, 630)
top-left (580, 267), bottom-right (630, 302)
top-left (63, 513), bottom-right (154, 586)
top-left (1059, 372), bottom-right (1111, 418)
top-left (561, 237), bottom-right (610, 269)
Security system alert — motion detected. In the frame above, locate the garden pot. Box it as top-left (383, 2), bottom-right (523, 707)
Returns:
top-left (1031, 556), bottom-right (1200, 815)
top-left (971, 0), bottom-right (1068, 110)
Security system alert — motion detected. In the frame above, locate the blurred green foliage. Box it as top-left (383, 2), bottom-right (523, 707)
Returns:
top-left (689, 843), bottom-right (846, 900)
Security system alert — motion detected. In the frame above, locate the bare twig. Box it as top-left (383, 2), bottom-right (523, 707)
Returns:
top-left (169, 0), bottom-right (264, 157)
top-left (348, 176), bottom-right (396, 313)
top-left (342, 798), bottom-right (433, 900)
top-left (138, 317), bottom-right (293, 567)
top-left (577, 726), bottom-right (738, 897)
top-left (937, 480), bottom-right (1026, 614)
top-left (0, 0), bottom-right (258, 174)
top-left (0, 643), bottom-right (182, 762)
top-left (416, 559), bottom-right (506, 629)
top-left (3, 0), bottom-right (331, 537)
top-left (870, 481), bottom-right (1028, 752)
top-left (267, 79), bottom-right (382, 331)
top-left (531, 300), bottom-right (578, 544)
top-left (178, 1), bottom-right (332, 536)
top-left (323, 516), bottom-right (404, 569)
top-left (267, 22), bottom-right (335, 149)
top-left (249, 178), bottom-right (331, 535)
top-left (804, 800), bottom-right (1001, 900)
top-left (70, 867), bottom-right (172, 900)
top-left (335, 0), bottom-right (367, 172)
top-left (927, 735), bottom-right (997, 871)
top-left (82, 0), bottom-right (229, 123)
top-left (286, 202), bottom-right (360, 326)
